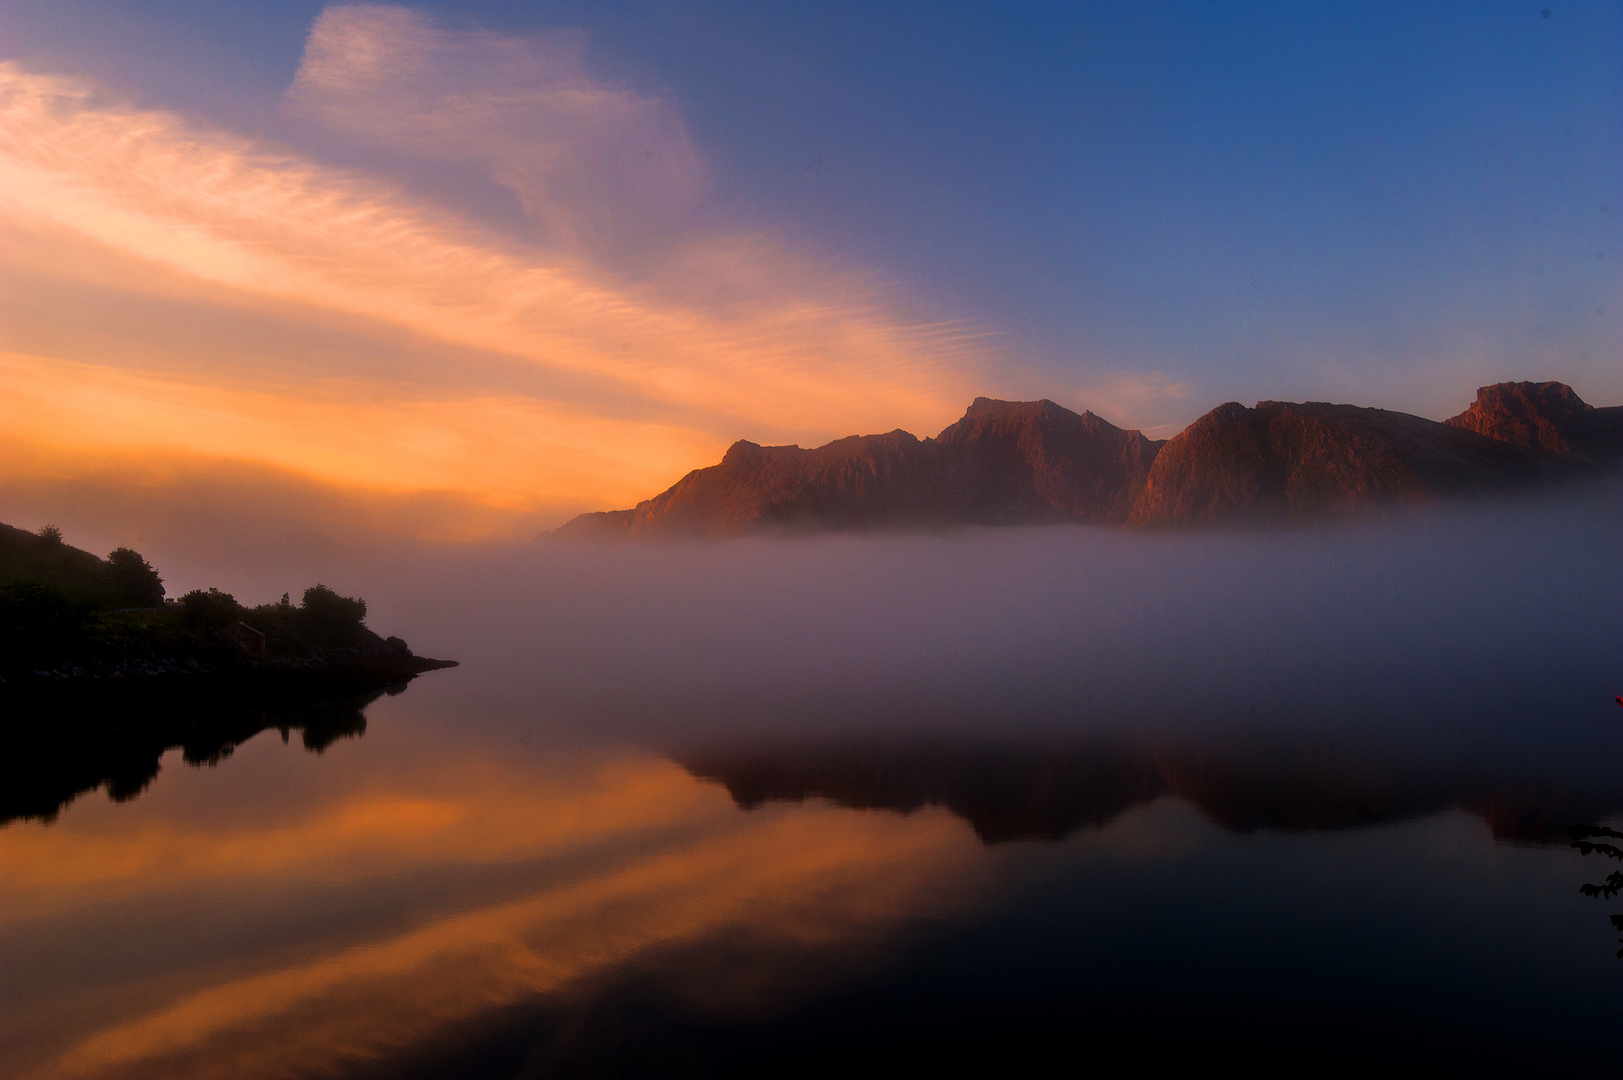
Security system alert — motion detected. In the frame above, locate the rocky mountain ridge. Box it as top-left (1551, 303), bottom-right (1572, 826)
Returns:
top-left (558, 380), bottom-right (1623, 537)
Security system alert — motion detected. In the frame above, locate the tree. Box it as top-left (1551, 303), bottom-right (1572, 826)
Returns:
top-left (179, 587), bottom-right (244, 628)
top-left (301, 584), bottom-right (365, 625)
top-left (105, 548), bottom-right (165, 607)
top-left (298, 584), bottom-right (368, 646)
top-left (37, 524), bottom-right (63, 545)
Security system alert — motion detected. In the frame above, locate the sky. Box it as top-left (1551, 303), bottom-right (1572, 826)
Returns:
top-left (0, 1), bottom-right (1617, 546)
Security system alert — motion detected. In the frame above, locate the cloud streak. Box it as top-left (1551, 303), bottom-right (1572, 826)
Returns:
top-left (0, 350), bottom-right (716, 521)
top-left (0, 9), bottom-right (1000, 539)
top-left (288, 4), bottom-right (708, 251)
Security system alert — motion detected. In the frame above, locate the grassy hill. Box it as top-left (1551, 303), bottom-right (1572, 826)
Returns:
top-left (0, 522), bottom-right (450, 688)
top-left (0, 523), bottom-right (162, 607)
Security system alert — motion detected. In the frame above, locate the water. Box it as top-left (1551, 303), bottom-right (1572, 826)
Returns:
top-left (4, 498), bottom-right (1623, 1075)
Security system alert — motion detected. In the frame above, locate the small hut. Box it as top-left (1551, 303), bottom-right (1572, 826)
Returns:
top-left (219, 621), bottom-right (268, 657)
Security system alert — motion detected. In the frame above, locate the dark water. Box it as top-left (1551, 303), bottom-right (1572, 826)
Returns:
top-left (5, 500), bottom-right (1623, 1076)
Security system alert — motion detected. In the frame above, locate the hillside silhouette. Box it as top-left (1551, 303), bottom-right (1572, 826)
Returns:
top-left (0, 524), bottom-right (455, 709)
top-left (560, 380), bottom-right (1623, 537)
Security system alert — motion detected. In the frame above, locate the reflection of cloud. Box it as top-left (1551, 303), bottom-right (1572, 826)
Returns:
top-left (0, 24), bottom-right (990, 540)
top-left (0, 756), bottom-right (719, 910)
top-left (0, 748), bottom-right (981, 1080)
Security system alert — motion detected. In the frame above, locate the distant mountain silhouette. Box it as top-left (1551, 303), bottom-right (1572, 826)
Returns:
top-left (557, 381), bottom-right (1622, 537)
top-left (934, 397), bottom-right (1165, 524)
top-left (560, 397), bottom-right (1162, 536)
top-left (1125, 399), bottom-right (1546, 526)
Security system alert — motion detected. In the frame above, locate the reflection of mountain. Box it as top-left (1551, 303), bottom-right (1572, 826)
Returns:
top-left (683, 744), bottom-right (1162, 844)
top-left (680, 740), bottom-right (1623, 845)
top-left (560, 380), bottom-right (1623, 536)
top-left (0, 692), bottom-right (379, 824)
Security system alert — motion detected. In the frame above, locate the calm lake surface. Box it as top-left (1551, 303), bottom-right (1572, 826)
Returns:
top-left (5, 505), bottom-right (1623, 1076)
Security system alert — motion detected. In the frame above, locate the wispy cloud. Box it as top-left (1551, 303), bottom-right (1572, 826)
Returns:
top-left (0, 8), bottom-right (1001, 539)
top-left (287, 3), bottom-right (708, 251)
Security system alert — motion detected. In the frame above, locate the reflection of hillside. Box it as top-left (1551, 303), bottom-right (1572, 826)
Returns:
top-left (680, 741), bottom-right (1623, 845)
top-left (683, 744), bottom-right (1161, 844)
top-left (0, 693), bottom-right (378, 824)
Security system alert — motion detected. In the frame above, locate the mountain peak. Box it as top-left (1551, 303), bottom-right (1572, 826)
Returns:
top-left (555, 379), bottom-right (1623, 538)
top-left (1445, 381), bottom-right (1604, 457)
top-left (1127, 397), bottom-right (1550, 528)
top-left (962, 396), bottom-right (1063, 421)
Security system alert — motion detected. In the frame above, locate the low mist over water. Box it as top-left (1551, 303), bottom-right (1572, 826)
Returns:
top-left (167, 482), bottom-right (1623, 751)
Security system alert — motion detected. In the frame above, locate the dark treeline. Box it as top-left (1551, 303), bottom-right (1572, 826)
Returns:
top-left (0, 522), bottom-right (394, 681)
top-left (0, 522), bottom-right (455, 823)
top-left (178, 583), bottom-right (372, 651)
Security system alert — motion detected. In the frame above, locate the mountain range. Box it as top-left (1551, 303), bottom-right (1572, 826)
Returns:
top-left (558, 380), bottom-right (1623, 537)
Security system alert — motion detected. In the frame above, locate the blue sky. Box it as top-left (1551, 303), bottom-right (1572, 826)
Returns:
top-left (0, 1), bottom-right (1617, 537)
top-left (7, 1), bottom-right (1616, 407)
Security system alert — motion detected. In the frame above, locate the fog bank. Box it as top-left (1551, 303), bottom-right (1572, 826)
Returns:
top-left (142, 483), bottom-right (1619, 753)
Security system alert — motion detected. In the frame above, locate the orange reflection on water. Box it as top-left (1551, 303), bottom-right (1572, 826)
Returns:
top-left (0, 735), bottom-right (984, 1080)
top-left (0, 755), bottom-right (718, 911)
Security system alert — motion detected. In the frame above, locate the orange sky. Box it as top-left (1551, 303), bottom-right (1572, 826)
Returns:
top-left (0, 38), bottom-right (979, 542)
top-left (0, 8), bottom-right (1198, 545)
top-left (2, 3), bottom-right (1617, 548)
